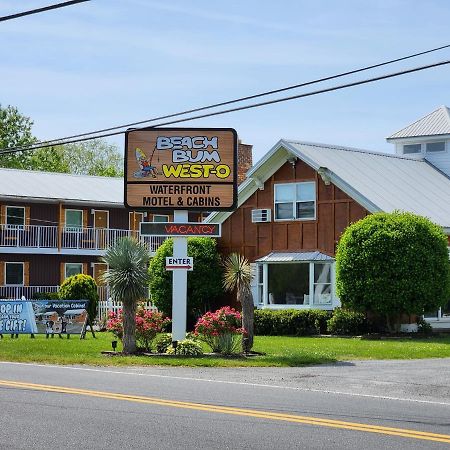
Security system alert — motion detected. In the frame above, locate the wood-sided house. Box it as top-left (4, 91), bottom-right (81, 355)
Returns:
top-left (206, 106), bottom-right (450, 327)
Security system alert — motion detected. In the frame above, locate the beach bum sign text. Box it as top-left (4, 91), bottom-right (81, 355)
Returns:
top-left (0, 300), bottom-right (88, 334)
top-left (125, 128), bottom-right (238, 211)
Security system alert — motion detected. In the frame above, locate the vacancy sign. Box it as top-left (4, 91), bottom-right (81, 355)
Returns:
top-left (166, 257), bottom-right (194, 271)
top-left (124, 128), bottom-right (238, 211)
top-left (141, 222), bottom-right (221, 238)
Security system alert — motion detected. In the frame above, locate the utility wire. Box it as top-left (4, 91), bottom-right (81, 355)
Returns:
top-left (12, 44), bottom-right (450, 151)
top-left (0, 0), bottom-right (90, 22)
top-left (1, 59), bottom-right (449, 155)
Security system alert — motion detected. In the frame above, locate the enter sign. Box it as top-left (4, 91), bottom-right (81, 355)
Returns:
top-left (165, 257), bottom-right (194, 271)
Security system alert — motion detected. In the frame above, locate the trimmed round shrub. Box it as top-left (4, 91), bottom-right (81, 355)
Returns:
top-left (154, 333), bottom-right (173, 353)
top-left (59, 274), bottom-right (99, 321)
top-left (166, 339), bottom-right (203, 356)
top-left (336, 212), bottom-right (450, 329)
top-left (327, 308), bottom-right (367, 335)
top-left (149, 237), bottom-right (223, 323)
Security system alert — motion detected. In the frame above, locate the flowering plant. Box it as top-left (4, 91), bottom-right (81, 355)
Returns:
top-left (107, 304), bottom-right (171, 352)
top-left (194, 306), bottom-right (246, 354)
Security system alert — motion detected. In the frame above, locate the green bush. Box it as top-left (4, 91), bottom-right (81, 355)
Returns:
top-left (149, 237), bottom-right (223, 324)
top-left (336, 212), bottom-right (450, 331)
top-left (154, 333), bottom-right (173, 353)
top-left (254, 309), bottom-right (329, 336)
top-left (327, 308), bottom-right (367, 335)
top-left (31, 291), bottom-right (60, 300)
top-left (416, 317), bottom-right (433, 335)
top-left (58, 274), bottom-right (99, 321)
top-left (166, 339), bottom-right (203, 356)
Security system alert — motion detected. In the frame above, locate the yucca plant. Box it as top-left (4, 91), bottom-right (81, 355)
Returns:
top-left (102, 237), bottom-right (150, 354)
top-left (223, 253), bottom-right (254, 352)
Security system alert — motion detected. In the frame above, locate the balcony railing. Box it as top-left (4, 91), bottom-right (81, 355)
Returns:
top-left (0, 225), bottom-right (166, 254)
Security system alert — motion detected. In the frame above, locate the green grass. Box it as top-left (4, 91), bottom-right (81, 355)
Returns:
top-left (1, 333), bottom-right (450, 367)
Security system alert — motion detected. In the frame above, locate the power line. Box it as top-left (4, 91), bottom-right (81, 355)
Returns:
top-left (0, 0), bottom-right (90, 22)
top-left (1, 59), bottom-right (449, 155)
top-left (14, 44), bottom-right (450, 150)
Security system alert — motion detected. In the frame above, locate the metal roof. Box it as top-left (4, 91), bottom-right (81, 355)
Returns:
top-left (284, 140), bottom-right (450, 228)
top-left (387, 106), bottom-right (450, 139)
top-left (256, 251), bottom-right (334, 263)
top-left (0, 168), bottom-right (123, 205)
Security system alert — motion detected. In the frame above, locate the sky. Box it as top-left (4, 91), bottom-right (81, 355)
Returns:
top-left (0, 0), bottom-right (449, 163)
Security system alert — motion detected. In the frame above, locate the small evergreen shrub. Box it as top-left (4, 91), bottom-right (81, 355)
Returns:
top-left (165, 339), bottom-right (203, 356)
top-left (327, 308), bottom-right (367, 335)
top-left (59, 274), bottom-right (99, 320)
top-left (254, 309), bottom-right (329, 336)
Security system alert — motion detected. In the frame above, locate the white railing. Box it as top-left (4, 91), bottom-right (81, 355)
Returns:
top-left (97, 299), bottom-right (156, 323)
top-left (0, 225), bottom-right (58, 248)
top-left (0, 285), bottom-right (59, 300)
top-left (0, 225), bottom-right (166, 254)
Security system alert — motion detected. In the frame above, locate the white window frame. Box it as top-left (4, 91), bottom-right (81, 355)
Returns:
top-left (274, 182), bottom-right (316, 221)
top-left (64, 262), bottom-right (83, 279)
top-left (402, 143), bottom-right (422, 155)
top-left (5, 206), bottom-right (25, 229)
top-left (5, 262), bottom-right (24, 286)
top-left (153, 215), bottom-right (170, 223)
top-left (402, 141), bottom-right (448, 155)
top-left (425, 141), bottom-right (446, 154)
top-left (65, 209), bottom-right (83, 232)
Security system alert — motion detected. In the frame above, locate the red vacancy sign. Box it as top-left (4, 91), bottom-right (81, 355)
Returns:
top-left (166, 257), bottom-right (194, 271)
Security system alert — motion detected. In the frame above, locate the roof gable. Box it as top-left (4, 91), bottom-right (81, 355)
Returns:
top-left (387, 106), bottom-right (450, 140)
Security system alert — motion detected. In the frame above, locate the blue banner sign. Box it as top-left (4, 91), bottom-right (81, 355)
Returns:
top-left (0, 300), bottom-right (89, 335)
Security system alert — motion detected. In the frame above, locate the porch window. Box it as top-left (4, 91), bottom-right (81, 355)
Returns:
top-left (274, 182), bottom-right (315, 221)
top-left (65, 210), bottom-right (83, 231)
top-left (5, 262), bottom-right (24, 285)
top-left (313, 263), bottom-right (332, 305)
top-left (268, 263), bottom-right (309, 305)
top-left (65, 263), bottom-right (83, 279)
top-left (6, 206), bottom-right (25, 228)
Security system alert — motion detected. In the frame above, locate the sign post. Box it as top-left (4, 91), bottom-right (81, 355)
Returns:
top-left (125, 128), bottom-right (237, 343)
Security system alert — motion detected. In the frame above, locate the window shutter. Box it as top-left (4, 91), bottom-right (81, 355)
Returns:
top-left (83, 263), bottom-right (88, 275)
top-left (60, 262), bottom-right (65, 285)
top-left (24, 262), bottom-right (30, 286)
top-left (25, 207), bottom-right (31, 226)
top-left (0, 261), bottom-right (4, 286)
top-left (59, 205), bottom-right (65, 227)
top-left (0, 205), bottom-right (5, 225)
top-left (83, 210), bottom-right (88, 229)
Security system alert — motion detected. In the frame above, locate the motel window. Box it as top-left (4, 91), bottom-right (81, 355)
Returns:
top-left (313, 263), bottom-right (332, 305)
top-left (274, 182), bottom-right (315, 220)
top-left (65, 263), bottom-right (83, 279)
top-left (268, 263), bottom-right (310, 305)
top-left (5, 262), bottom-right (24, 285)
top-left (403, 144), bottom-right (421, 154)
top-left (6, 206), bottom-right (25, 228)
top-left (65, 210), bottom-right (83, 230)
top-left (257, 265), bottom-right (264, 305)
top-left (153, 215), bottom-right (169, 223)
top-left (426, 142), bottom-right (446, 153)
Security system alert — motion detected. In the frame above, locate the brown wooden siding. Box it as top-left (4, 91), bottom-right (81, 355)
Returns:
top-left (217, 160), bottom-right (369, 261)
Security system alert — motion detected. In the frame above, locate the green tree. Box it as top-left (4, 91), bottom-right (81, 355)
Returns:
top-left (223, 253), bottom-right (254, 352)
top-left (149, 237), bottom-right (223, 324)
top-left (336, 212), bottom-right (450, 331)
top-left (0, 104), bottom-right (37, 169)
top-left (58, 274), bottom-right (99, 327)
top-left (102, 237), bottom-right (150, 354)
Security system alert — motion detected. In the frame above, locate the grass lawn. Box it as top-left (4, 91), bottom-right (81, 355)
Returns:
top-left (1, 333), bottom-right (450, 367)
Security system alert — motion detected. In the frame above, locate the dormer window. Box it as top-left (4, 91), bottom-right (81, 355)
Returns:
top-left (403, 144), bottom-right (421, 154)
top-left (426, 141), bottom-right (445, 153)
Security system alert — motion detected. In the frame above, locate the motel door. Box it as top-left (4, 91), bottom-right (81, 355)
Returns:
top-left (129, 212), bottom-right (144, 237)
top-left (94, 210), bottom-right (109, 249)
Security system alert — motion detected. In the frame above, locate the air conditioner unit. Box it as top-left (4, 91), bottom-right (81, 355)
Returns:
top-left (251, 209), bottom-right (271, 223)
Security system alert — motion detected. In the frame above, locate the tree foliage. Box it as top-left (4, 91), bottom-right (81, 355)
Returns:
top-left (149, 237), bottom-right (223, 323)
top-left (336, 212), bottom-right (450, 325)
top-left (58, 274), bottom-right (99, 321)
top-left (102, 237), bottom-right (150, 353)
top-left (0, 104), bottom-right (122, 176)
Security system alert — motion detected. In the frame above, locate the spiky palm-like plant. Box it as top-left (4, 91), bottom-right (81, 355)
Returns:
top-left (223, 253), bottom-right (254, 352)
top-left (102, 237), bottom-right (150, 354)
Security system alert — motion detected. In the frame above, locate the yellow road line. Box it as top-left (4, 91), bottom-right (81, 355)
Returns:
top-left (1, 379), bottom-right (449, 444)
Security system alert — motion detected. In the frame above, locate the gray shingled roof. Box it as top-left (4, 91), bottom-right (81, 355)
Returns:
top-left (0, 168), bottom-right (123, 205)
top-left (387, 106), bottom-right (450, 139)
top-left (256, 251), bottom-right (334, 262)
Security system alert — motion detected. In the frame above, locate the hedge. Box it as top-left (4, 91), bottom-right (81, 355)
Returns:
top-left (254, 309), bottom-right (330, 336)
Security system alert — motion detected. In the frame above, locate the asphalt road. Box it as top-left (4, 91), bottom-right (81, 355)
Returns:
top-left (0, 359), bottom-right (450, 449)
